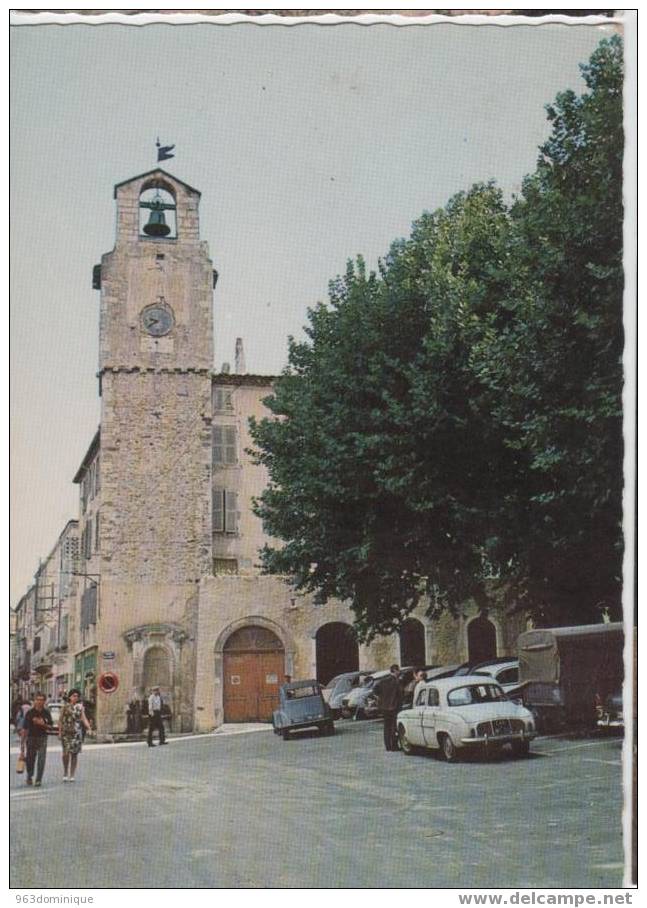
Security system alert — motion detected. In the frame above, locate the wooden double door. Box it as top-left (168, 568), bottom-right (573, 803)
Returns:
top-left (223, 626), bottom-right (284, 722)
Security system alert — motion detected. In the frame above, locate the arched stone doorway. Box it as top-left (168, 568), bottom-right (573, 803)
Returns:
top-left (399, 618), bottom-right (426, 667)
top-left (315, 622), bottom-right (359, 685)
top-left (467, 614), bottom-right (497, 664)
top-left (223, 626), bottom-right (284, 722)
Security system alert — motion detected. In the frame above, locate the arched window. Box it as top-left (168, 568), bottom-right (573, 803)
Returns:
top-left (224, 626), bottom-right (283, 653)
top-left (139, 185), bottom-right (177, 239)
top-left (399, 618), bottom-right (426, 667)
top-left (467, 614), bottom-right (497, 664)
top-left (315, 622), bottom-right (359, 685)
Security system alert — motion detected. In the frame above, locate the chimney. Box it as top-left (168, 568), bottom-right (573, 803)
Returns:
top-left (235, 337), bottom-right (246, 374)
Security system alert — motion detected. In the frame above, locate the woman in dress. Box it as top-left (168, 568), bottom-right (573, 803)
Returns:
top-left (58, 689), bottom-right (92, 782)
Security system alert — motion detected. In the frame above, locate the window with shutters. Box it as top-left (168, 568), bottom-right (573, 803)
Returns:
top-left (213, 388), bottom-right (234, 413)
top-left (213, 425), bottom-right (237, 465)
top-left (213, 488), bottom-right (238, 534)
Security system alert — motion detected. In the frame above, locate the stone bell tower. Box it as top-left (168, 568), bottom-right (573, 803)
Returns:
top-left (94, 168), bottom-right (214, 734)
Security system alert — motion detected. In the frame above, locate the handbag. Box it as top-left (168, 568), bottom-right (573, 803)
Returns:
top-left (16, 755), bottom-right (25, 774)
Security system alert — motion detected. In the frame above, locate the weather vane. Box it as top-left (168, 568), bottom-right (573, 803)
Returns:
top-left (156, 138), bottom-right (175, 163)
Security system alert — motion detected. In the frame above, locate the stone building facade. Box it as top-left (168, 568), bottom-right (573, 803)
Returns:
top-left (11, 520), bottom-right (79, 703)
top-left (12, 167), bottom-right (525, 735)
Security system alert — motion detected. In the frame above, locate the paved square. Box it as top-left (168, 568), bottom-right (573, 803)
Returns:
top-left (10, 722), bottom-right (624, 888)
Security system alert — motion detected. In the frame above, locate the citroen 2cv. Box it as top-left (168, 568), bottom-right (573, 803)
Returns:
top-left (272, 680), bottom-right (335, 740)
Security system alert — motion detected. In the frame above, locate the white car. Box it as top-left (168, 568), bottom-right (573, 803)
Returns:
top-left (341, 669), bottom-right (391, 719)
top-left (472, 660), bottom-right (520, 694)
top-left (323, 671), bottom-right (374, 718)
top-left (396, 675), bottom-right (536, 762)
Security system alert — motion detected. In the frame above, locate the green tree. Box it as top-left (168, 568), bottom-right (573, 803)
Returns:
top-left (482, 35), bottom-right (625, 624)
top-left (251, 185), bottom-right (519, 639)
top-left (250, 37), bottom-right (625, 637)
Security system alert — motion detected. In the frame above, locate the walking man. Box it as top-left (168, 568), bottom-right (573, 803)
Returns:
top-left (147, 686), bottom-right (167, 747)
top-left (24, 693), bottom-right (54, 787)
top-left (378, 665), bottom-right (403, 752)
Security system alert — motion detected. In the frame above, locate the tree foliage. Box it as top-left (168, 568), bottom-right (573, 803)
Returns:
top-left (249, 36), bottom-right (625, 639)
top-left (481, 36), bottom-right (625, 624)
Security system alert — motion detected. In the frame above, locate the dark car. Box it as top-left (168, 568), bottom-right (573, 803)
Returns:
top-left (272, 680), bottom-right (335, 740)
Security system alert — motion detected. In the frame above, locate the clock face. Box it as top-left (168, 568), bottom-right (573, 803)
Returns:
top-left (141, 305), bottom-right (174, 337)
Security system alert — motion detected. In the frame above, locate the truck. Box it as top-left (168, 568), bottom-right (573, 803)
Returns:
top-left (513, 622), bottom-right (624, 732)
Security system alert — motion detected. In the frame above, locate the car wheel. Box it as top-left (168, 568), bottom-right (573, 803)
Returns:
top-left (281, 729), bottom-right (290, 741)
top-left (512, 739), bottom-right (530, 758)
top-left (330, 709), bottom-right (341, 721)
top-left (439, 733), bottom-right (458, 763)
top-left (398, 724), bottom-right (416, 756)
top-left (340, 707), bottom-right (352, 720)
top-left (325, 721), bottom-right (335, 736)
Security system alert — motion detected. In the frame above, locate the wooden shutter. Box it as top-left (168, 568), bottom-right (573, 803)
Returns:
top-left (224, 426), bottom-right (237, 464)
top-left (225, 490), bottom-right (238, 533)
top-left (214, 389), bottom-right (233, 412)
top-left (213, 426), bottom-right (224, 464)
top-left (213, 487), bottom-right (224, 532)
top-left (213, 425), bottom-right (237, 465)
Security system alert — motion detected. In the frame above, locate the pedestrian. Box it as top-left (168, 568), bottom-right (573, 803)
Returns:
top-left (147, 686), bottom-right (167, 747)
top-left (14, 697), bottom-right (31, 772)
top-left (11, 697), bottom-right (22, 727)
top-left (377, 664), bottom-right (403, 752)
top-left (24, 693), bottom-right (54, 787)
top-left (411, 667), bottom-right (428, 706)
top-left (59, 689), bottom-right (92, 782)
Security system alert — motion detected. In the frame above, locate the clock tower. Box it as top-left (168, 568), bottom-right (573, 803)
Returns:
top-left (94, 169), bottom-right (214, 733)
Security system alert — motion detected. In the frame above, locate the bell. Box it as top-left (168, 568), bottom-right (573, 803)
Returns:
top-left (143, 207), bottom-right (170, 237)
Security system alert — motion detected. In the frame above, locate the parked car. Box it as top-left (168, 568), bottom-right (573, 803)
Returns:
top-left (425, 664), bottom-right (462, 681)
top-left (45, 701), bottom-right (63, 733)
top-left (272, 680), bottom-right (335, 740)
top-left (324, 671), bottom-right (373, 719)
top-left (341, 670), bottom-right (392, 719)
top-left (596, 689), bottom-right (623, 728)
top-left (454, 656), bottom-right (517, 677)
top-left (396, 675), bottom-right (536, 762)
top-left (472, 660), bottom-right (520, 694)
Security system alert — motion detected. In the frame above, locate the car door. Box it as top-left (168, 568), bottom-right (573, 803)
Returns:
top-left (405, 688), bottom-right (427, 746)
top-left (421, 687), bottom-right (440, 748)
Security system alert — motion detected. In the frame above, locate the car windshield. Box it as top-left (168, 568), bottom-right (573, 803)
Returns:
top-left (285, 685), bottom-right (319, 699)
top-left (447, 684), bottom-right (506, 706)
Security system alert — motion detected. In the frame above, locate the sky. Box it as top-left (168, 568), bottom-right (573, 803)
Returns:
top-left (10, 13), bottom-right (618, 606)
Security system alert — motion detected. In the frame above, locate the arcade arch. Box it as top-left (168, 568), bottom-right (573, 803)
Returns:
top-left (315, 622), bottom-right (359, 685)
